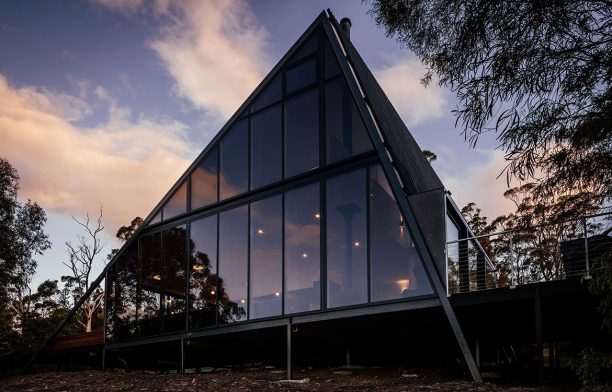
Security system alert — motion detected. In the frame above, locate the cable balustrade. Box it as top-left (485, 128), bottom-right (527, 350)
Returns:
top-left (445, 210), bottom-right (612, 295)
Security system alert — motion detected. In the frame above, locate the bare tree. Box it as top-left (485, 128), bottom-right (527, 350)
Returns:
top-left (62, 207), bottom-right (105, 333)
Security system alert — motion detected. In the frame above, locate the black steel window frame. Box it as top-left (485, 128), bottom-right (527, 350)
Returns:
top-left (105, 22), bottom-right (436, 343)
top-left (151, 26), bottom-right (363, 228)
top-left (106, 154), bottom-right (437, 344)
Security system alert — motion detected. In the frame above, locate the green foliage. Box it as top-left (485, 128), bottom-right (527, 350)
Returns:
top-left (0, 157), bottom-right (52, 362)
top-left (572, 347), bottom-right (612, 389)
top-left (368, 0), bottom-right (612, 205)
top-left (0, 158), bottom-right (51, 310)
top-left (460, 185), bottom-right (601, 286)
top-left (590, 252), bottom-right (612, 333)
top-left (422, 149), bottom-right (437, 163)
top-left (574, 252), bottom-right (612, 390)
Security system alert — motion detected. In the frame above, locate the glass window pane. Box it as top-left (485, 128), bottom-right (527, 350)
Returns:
top-left (369, 165), bottom-right (433, 301)
top-left (285, 88), bottom-right (319, 178)
top-left (324, 37), bottom-right (341, 79)
top-left (290, 31), bottom-right (319, 64)
top-left (326, 78), bottom-right (373, 163)
top-left (192, 148), bottom-right (218, 209)
top-left (218, 205), bottom-right (248, 322)
top-left (139, 233), bottom-right (161, 337)
top-left (163, 182), bottom-right (187, 220)
top-left (162, 225), bottom-right (186, 333)
top-left (252, 76), bottom-right (281, 112)
top-left (189, 215), bottom-right (218, 329)
top-left (286, 58), bottom-right (317, 95)
top-left (114, 243), bottom-right (138, 340)
top-left (250, 195), bottom-right (282, 319)
top-left (220, 119), bottom-right (248, 199)
top-left (326, 169), bottom-right (368, 308)
top-left (285, 183), bottom-right (320, 314)
top-left (149, 211), bottom-right (161, 226)
top-left (251, 105), bottom-right (282, 189)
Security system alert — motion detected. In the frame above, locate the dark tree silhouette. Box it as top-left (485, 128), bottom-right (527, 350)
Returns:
top-left (368, 0), bottom-right (611, 204)
top-left (0, 157), bottom-right (51, 358)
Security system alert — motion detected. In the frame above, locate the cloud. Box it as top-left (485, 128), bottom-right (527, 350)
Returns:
top-left (436, 148), bottom-right (516, 219)
top-left (13, 83), bottom-right (93, 122)
top-left (0, 74), bottom-right (195, 233)
top-left (90, 0), bottom-right (145, 15)
top-left (373, 57), bottom-right (448, 127)
top-left (146, 0), bottom-right (271, 121)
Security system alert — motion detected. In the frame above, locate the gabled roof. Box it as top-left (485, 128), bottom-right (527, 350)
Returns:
top-left (326, 12), bottom-right (444, 196)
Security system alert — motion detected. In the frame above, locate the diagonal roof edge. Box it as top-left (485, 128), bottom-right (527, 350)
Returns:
top-left (325, 13), bottom-right (444, 196)
top-left (138, 11), bottom-right (328, 232)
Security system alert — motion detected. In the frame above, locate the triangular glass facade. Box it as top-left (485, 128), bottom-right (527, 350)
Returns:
top-left (106, 17), bottom-right (433, 341)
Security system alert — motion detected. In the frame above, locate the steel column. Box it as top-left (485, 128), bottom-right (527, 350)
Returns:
top-left (180, 337), bottom-right (185, 374)
top-left (534, 286), bottom-right (544, 383)
top-left (286, 319), bottom-right (293, 380)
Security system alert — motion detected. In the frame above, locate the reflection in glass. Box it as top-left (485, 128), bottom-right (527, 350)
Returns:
top-left (369, 165), bottom-right (433, 301)
top-left (251, 105), bottom-right (282, 189)
top-left (250, 196), bottom-right (282, 319)
top-left (192, 148), bottom-right (218, 209)
top-left (252, 76), bottom-right (281, 112)
top-left (189, 215), bottom-right (218, 328)
top-left (115, 243), bottom-right (138, 339)
top-left (162, 225), bottom-right (186, 333)
top-left (326, 170), bottom-right (368, 308)
top-left (446, 215), bottom-right (460, 293)
top-left (285, 89), bottom-right (319, 178)
top-left (163, 182), bottom-right (187, 220)
top-left (220, 119), bottom-right (248, 199)
top-left (218, 205), bottom-right (248, 322)
top-left (324, 37), bottom-right (341, 79)
top-left (286, 58), bottom-right (317, 95)
top-left (326, 78), bottom-right (373, 163)
top-left (285, 183), bottom-right (320, 314)
top-left (149, 211), bottom-right (161, 225)
top-left (290, 31), bottom-right (319, 64)
top-left (139, 233), bottom-right (161, 336)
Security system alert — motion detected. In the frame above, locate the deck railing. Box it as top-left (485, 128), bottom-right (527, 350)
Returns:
top-left (445, 210), bottom-right (612, 295)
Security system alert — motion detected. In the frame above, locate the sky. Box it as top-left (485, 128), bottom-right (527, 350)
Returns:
top-left (0, 0), bottom-right (516, 289)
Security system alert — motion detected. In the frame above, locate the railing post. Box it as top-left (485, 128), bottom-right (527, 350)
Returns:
top-left (445, 242), bottom-right (450, 296)
top-left (583, 218), bottom-right (592, 280)
top-left (509, 232), bottom-right (516, 289)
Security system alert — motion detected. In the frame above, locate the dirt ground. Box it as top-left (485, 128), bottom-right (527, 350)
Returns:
top-left (0, 367), bottom-right (577, 392)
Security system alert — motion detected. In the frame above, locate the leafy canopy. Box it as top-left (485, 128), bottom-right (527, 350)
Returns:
top-left (0, 158), bottom-right (51, 309)
top-left (368, 0), bottom-right (612, 203)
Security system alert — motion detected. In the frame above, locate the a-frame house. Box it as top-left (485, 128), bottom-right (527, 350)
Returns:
top-left (30, 10), bottom-right (483, 381)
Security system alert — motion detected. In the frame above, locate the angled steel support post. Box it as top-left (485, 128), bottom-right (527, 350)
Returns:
top-left (322, 12), bottom-right (482, 382)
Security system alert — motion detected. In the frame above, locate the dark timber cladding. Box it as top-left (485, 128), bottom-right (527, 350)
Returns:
top-left (29, 10), bottom-right (480, 382)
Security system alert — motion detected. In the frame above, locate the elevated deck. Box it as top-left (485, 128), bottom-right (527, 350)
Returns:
top-left (46, 330), bottom-right (103, 352)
